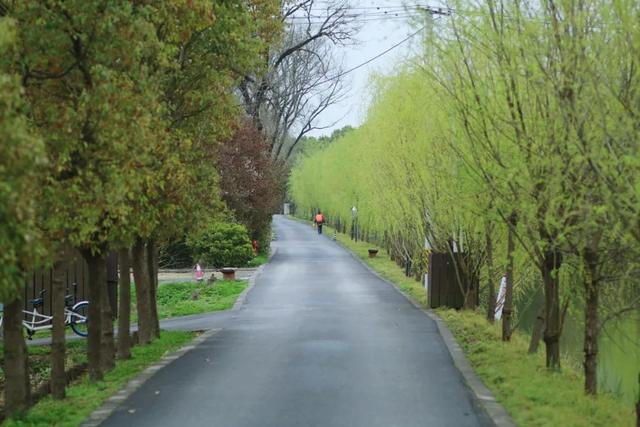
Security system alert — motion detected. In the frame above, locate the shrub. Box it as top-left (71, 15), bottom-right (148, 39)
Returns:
top-left (158, 239), bottom-right (195, 268)
top-left (189, 222), bottom-right (253, 268)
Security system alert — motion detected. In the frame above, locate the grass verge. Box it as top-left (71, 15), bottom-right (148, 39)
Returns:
top-left (247, 253), bottom-right (269, 267)
top-left (296, 217), bottom-right (636, 427)
top-left (437, 309), bottom-right (634, 427)
top-left (3, 330), bottom-right (195, 427)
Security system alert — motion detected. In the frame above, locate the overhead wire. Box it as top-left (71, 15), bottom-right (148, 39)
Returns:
top-left (311, 24), bottom-right (428, 86)
top-left (284, 4), bottom-right (450, 24)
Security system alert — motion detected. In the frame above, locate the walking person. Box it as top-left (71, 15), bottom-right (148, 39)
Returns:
top-left (314, 211), bottom-right (325, 235)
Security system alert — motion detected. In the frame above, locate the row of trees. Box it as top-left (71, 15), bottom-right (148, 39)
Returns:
top-left (0, 0), bottom-right (281, 417)
top-left (290, 0), bottom-right (639, 404)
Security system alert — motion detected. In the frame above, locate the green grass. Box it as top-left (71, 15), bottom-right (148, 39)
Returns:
top-left (129, 280), bottom-right (247, 323)
top-left (247, 253), bottom-right (269, 267)
top-left (23, 279), bottom-right (249, 340)
top-left (297, 217), bottom-right (636, 427)
top-left (155, 280), bottom-right (247, 318)
top-left (3, 330), bottom-right (195, 427)
top-left (0, 341), bottom-right (88, 396)
top-left (437, 309), bottom-right (634, 427)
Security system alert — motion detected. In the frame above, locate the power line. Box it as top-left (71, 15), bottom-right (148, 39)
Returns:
top-left (287, 15), bottom-right (423, 24)
top-left (313, 25), bottom-right (426, 86)
top-left (285, 6), bottom-right (448, 24)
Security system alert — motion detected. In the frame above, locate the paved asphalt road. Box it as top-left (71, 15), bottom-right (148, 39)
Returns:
top-left (101, 215), bottom-right (492, 427)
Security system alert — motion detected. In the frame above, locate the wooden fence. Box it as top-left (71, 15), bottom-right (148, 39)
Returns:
top-left (23, 252), bottom-right (118, 316)
top-left (427, 252), bottom-right (478, 309)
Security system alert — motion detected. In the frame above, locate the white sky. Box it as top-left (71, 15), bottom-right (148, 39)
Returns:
top-left (302, 1), bottom-right (428, 137)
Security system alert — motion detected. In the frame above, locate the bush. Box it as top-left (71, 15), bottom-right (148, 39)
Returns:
top-left (158, 239), bottom-right (195, 269)
top-left (189, 222), bottom-right (253, 268)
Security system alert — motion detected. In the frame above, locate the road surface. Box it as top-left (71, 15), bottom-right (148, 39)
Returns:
top-left (100, 215), bottom-right (492, 427)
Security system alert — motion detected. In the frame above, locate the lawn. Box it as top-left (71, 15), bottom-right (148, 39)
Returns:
top-left (155, 280), bottom-right (247, 318)
top-left (2, 330), bottom-right (194, 427)
top-left (296, 216), bottom-right (636, 427)
top-left (130, 279), bottom-right (247, 322)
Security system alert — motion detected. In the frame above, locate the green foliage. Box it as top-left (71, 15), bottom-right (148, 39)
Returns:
top-left (0, 17), bottom-right (46, 302)
top-left (290, 0), bottom-right (640, 403)
top-left (189, 222), bottom-right (254, 268)
top-left (10, 1), bottom-right (169, 252)
top-left (293, 126), bottom-right (355, 160)
top-left (3, 331), bottom-right (194, 427)
top-left (5, 0), bottom-right (283, 256)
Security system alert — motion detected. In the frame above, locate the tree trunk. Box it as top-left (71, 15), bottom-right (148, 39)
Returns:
top-left (463, 284), bottom-right (477, 310)
top-left (636, 373), bottom-right (639, 427)
top-left (3, 298), bottom-right (31, 416)
top-left (100, 270), bottom-right (115, 372)
top-left (528, 306), bottom-right (546, 354)
top-left (51, 254), bottom-right (69, 399)
top-left (132, 238), bottom-right (153, 345)
top-left (81, 250), bottom-right (104, 381)
top-left (485, 228), bottom-right (496, 323)
top-left (117, 249), bottom-right (132, 359)
top-left (502, 214), bottom-right (517, 341)
top-left (542, 250), bottom-right (561, 370)
top-left (583, 250), bottom-right (599, 395)
top-left (146, 239), bottom-right (160, 339)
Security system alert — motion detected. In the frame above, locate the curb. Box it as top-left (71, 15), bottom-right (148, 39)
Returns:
top-left (81, 248), bottom-right (279, 426)
top-left (80, 328), bottom-right (221, 427)
top-left (334, 239), bottom-right (516, 427)
top-left (231, 246), bottom-right (277, 311)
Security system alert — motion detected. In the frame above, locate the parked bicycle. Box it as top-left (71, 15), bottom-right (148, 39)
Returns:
top-left (0, 285), bottom-right (89, 339)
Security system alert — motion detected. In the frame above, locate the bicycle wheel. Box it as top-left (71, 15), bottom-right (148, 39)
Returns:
top-left (70, 301), bottom-right (89, 337)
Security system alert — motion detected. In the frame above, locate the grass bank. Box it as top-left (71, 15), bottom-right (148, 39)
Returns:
top-left (2, 330), bottom-right (195, 427)
top-left (438, 310), bottom-right (634, 426)
top-left (299, 217), bottom-right (636, 427)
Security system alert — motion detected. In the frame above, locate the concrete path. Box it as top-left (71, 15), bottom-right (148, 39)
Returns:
top-left (157, 268), bottom-right (258, 284)
top-left (100, 215), bottom-right (492, 427)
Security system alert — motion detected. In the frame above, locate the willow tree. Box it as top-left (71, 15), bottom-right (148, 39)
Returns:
top-left (291, 0), bottom-right (640, 398)
top-left (0, 17), bottom-right (46, 416)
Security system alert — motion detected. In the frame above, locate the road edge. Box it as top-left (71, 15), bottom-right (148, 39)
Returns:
top-left (231, 246), bottom-right (277, 311)
top-left (336, 241), bottom-right (516, 427)
top-left (82, 244), bottom-right (279, 426)
top-left (80, 328), bottom-right (221, 427)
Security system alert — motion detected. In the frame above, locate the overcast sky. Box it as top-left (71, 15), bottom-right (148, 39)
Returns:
top-left (303, 1), bottom-right (428, 137)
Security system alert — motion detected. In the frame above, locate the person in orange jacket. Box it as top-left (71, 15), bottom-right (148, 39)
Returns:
top-left (314, 211), bottom-right (325, 235)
